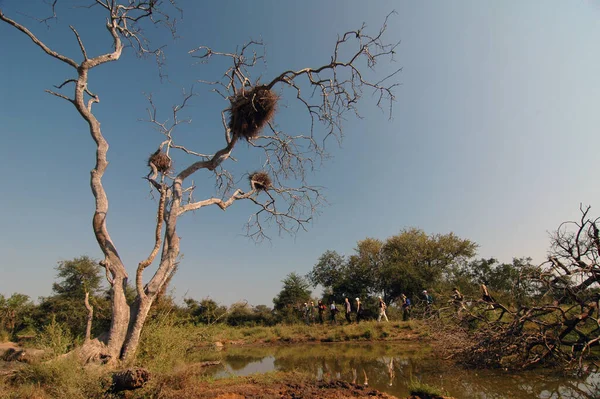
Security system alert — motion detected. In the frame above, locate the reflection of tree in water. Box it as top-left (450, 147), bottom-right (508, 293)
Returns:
top-left (224, 343), bottom-right (599, 398)
top-left (225, 354), bottom-right (265, 371)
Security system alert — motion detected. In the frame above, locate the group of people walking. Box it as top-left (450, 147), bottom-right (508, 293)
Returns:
top-left (303, 297), bottom-right (372, 325)
top-left (302, 295), bottom-right (407, 324)
top-left (301, 285), bottom-right (482, 325)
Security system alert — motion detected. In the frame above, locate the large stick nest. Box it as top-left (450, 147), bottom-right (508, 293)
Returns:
top-left (228, 85), bottom-right (278, 140)
top-left (249, 171), bottom-right (272, 191)
top-left (148, 149), bottom-right (172, 174)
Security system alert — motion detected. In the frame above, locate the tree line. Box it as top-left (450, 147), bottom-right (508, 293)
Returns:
top-left (0, 227), bottom-right (540, 341)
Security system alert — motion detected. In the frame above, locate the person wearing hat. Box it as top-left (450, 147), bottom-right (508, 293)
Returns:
top-left (377, 296), bottom-right (389, 322)
top-left (355, 297), bottom-right (363, 323)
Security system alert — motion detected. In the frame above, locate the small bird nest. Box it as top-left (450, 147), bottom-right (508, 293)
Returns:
top-left (228, 85), bottom-right (278, 140)
top-left (249, 171), bottom-right (272, 191)
top-left (147, 149), bottom-right (172, 174)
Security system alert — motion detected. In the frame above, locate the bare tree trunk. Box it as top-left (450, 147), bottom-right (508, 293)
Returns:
top-left (106, 275), bottom-right (130, 360)
top-left (84, 291), bottom-right (94, 342)
top-left (121, 297), bottom-right (154, 362)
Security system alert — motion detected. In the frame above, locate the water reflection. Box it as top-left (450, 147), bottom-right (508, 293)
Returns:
top-left (208, 342), bottom-right (600, 399)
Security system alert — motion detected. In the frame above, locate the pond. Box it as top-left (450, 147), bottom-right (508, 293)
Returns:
top-left (206, 342), bottom-right (599, 399)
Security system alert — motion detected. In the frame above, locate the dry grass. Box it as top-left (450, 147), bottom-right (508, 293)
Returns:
top-left (205, 320), bottom-right (427, 345)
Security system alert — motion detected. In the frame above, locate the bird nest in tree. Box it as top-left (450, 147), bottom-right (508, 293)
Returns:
top-left (228, 85), bottom-right (278, 140)
top-left (249, 171), bottom-right (272, 191)
top-left (148, 150), bottom-right (172, 174)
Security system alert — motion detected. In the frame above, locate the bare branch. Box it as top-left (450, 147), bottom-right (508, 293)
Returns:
top-left (177, 189), bottom-right (255, 215)
top-left (136, 185), bottom-right (167, 299)
top-left (16, 0), bottom-right (58, 28)
top-left (45, 89), bottom-right (73, 102)
top-left (184, 14), bottom-right (399, 241)
top-left (70, 25), bottom-right (88, 60)
top-left (0, 10), bottom-right (78, 68)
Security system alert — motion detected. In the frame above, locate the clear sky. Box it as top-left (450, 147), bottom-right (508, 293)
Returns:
top-left (0, 1), bottom-right (598, 306)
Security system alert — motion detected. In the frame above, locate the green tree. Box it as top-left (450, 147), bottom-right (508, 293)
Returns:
top-left (36, 257), bottom-right (109, 337)
top-left (52, 256), bottom-right (103, 298)
top-left (185, 297), bottom-right (227, 324)
top-left (0, 293), bottom-right (35, 337)
top-left (379, 228), bottom-right (477, 301)
top-left (307, 251), bottom-right (345, 290)
top-left (308, 240), bottom-right (384, 305)
top-left (273, 273), bottom-right (312, 323)
top-left (310, 230), bottom-right (477, 305)
top-left (458, 257), bottom-right (538, 306)
top-left (345, 238), bottom-right (385, 298)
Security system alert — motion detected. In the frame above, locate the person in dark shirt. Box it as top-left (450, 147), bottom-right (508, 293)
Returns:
top-left (330, 301), bottom-right (338, 325)
top-left (355, 298), bottom-right (363, 323)
top-left (317, 300), bottom-right (326, 324)
top-left (401, 294), bottom-right (411, 321)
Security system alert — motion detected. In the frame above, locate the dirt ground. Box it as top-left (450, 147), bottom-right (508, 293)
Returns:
top-left (156, 378), bottom-right (397, 399)
top-left (1, 342), bottom-right (454, 399)
top-left (152, 376), bottom-right (454, 399)
top-left (0, 342), bottom-right (19, 353)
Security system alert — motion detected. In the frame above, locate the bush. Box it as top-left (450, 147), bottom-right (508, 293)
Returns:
top-left (137, 315), bottom-right (201, 373)
top-left (7, 358), bottom-right (107, 399)
top-left (34, 316), bottom-right (74, 356)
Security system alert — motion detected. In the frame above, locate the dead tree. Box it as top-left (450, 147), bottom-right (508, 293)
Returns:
top-left (446, 205), bottom-right (600, 371)
top-left (0, 2), bottom-right (400, 362)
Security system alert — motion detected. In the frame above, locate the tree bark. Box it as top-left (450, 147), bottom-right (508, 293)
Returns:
top-left (121, 296), bottom-right (153, 362)
top-left (84, 291), bottom-right (93, 342)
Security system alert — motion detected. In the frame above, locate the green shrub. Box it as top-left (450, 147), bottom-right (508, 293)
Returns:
top-left (8, 358), bottom-right (107, 399)
top-left (137, 315), bottom-right (203, 372)
top-left (34, 316), bottom-right (74, 356)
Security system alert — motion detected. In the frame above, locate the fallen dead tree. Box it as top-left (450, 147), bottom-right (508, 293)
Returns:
top-left (436, 206), bottom-right (600, 372)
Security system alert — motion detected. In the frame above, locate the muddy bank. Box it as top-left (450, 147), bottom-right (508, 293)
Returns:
top-left (151, 374), bottom-right (453, 399)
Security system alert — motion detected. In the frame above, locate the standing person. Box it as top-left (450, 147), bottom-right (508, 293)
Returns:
top-left (401, 294), bottom-right (411, 321)
top-left (422, 290), bottom-right (433, 314)
top-left (480, 281), bottom-right (495, 309)
top-left (377, 296), bottom-right (389, 322)
top-left (330, 301), bottom-right (338, 325)
top-left (309, 301), bottom-right (316, 324)
top-left (481, 281), bottom-right (493, 302)
top-left (355, 298), bottom-right (363, 323)
top-left (344, 297), bottom-right (352, 324)
top-left (452, 287), bottom-right (466, 317)
top-left (317, 300), bottom-right (326, 324)
top-left (303, 302), bottom-right (310, 325)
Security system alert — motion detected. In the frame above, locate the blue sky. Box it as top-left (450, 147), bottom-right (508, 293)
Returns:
top-left (0, 1), bottom-right (598, 306)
